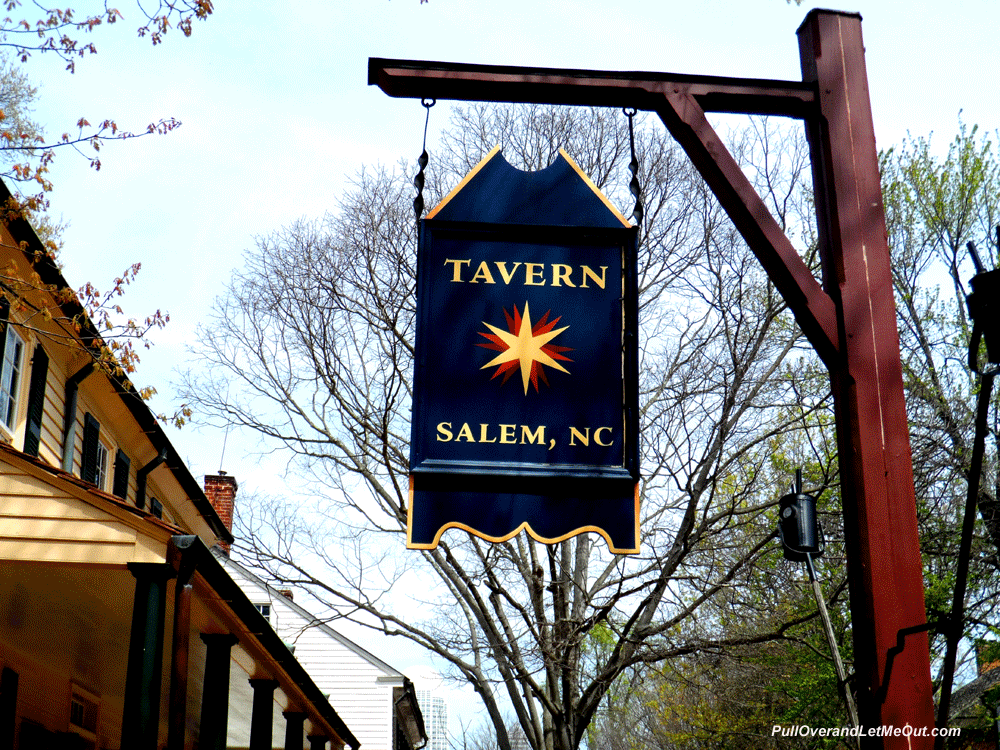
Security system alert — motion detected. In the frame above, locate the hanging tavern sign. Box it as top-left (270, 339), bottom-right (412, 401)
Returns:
top-left (408, 146), bottom-right (639, 553)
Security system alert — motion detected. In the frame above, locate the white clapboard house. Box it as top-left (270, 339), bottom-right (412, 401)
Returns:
top-left (203, 476), bottom-right (426, 750)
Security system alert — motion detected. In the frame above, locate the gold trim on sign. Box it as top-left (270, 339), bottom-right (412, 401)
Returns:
top-left (633, 482), bottom-right (641, 550)
top-left (406, 477), bottom-right (641, 556)
top-left (406, 481), bottom-right (642, 554)
top-left (557, 149), bottom-right (632, 228)
top-left (406, 474), bottom-right (416, 542)
top-left (406, 520), bottom-right (639, 555)
top-left (425, 145), bottom-right (503, 219)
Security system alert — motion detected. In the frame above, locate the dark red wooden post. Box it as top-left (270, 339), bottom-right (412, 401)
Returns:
top-left (798, 11), bottom-right (935, 746)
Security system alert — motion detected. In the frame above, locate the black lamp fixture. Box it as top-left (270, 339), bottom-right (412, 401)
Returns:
top-left (777, 468), bottom-right (824, 563)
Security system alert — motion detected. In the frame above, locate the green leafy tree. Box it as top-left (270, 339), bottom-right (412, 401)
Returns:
top-left (584, 427), bottom-right (855, 749)
top-left (587, 120), bottom-right (1000, 749)
top-left (881, 122), bottom-right (1000, 723)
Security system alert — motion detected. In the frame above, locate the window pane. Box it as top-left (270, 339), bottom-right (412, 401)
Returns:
top-left (0, 330), bottom-right (23, 430)
top-left (95, 442), bottom-right (109, 491)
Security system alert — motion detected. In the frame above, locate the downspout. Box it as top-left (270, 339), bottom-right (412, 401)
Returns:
top-left (136, 447), bottom-right (169, 510)
top-left (61, 363), bottom-right (95, 473)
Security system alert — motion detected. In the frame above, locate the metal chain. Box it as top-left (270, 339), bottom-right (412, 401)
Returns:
top-left (413, 98), bottom-right (436, 227)
top-left (623, 107), bottom-right (643, 226)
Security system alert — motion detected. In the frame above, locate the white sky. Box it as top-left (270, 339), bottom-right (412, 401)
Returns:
top-left (19, 0), bottom-right (1000, 732)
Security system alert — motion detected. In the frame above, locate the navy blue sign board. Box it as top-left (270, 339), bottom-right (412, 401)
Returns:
top-left (408, 146), bottom-right (640, 553)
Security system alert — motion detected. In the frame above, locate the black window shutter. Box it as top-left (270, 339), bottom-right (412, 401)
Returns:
top-left (22, 344), bottom-right (48, 457)
top-left (112, 449), bottom-right (130, 500)
top-left (81, 412), bottom-right (100, 484)
top-left (0, 297), bottom-right (9, 366)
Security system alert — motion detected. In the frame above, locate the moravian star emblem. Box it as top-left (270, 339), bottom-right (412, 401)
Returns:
top-left (477, 302), bottom-right (573, 394)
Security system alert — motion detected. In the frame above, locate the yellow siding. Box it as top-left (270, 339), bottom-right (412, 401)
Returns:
top-left (37, 380), bottom-right (63, 468)
top-left (0, 462), bottom-right (167, 565)
top-left (0, 285), bottom-right (214, 539)
top-left (37, 351), bottom-right (66, 469)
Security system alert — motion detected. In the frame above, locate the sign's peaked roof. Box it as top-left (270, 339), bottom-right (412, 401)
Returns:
top-left (426, 145), bottom-right (631, 228)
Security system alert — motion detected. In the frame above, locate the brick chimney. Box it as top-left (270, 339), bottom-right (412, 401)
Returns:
top-left (204, 472), bottom-right (238, 555)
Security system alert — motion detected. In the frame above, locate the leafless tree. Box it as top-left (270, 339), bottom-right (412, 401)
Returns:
top-left (182, 106), bottom-right (840, 750)
top-left (456, 712), bottom-right (530, 750)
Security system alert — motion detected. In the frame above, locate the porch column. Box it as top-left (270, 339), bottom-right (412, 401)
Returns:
top-left (308, 735), bottom-right (328, 750)
top-left (121, 563), bottom-right (174, 750)
top-left (199, 634), bottom-right (239, 750)
top-left (167, 565), bottom-right (196, 750)
top-left (248, 678), bottom-right (279, 750)
top-left (283, 710), bottom-right (306, 750)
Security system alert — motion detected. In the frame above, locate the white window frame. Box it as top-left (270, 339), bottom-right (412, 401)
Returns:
top-left (0, 325), bottom-right (24, 436)
top-left (68, 682), bottom-right (99, 748)
top-left (253, 602), bottom-right (275, 628)
top-left (254, 603), bottom-right (272, 622)
top-left (94, 439), bottom-right (110, 492)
